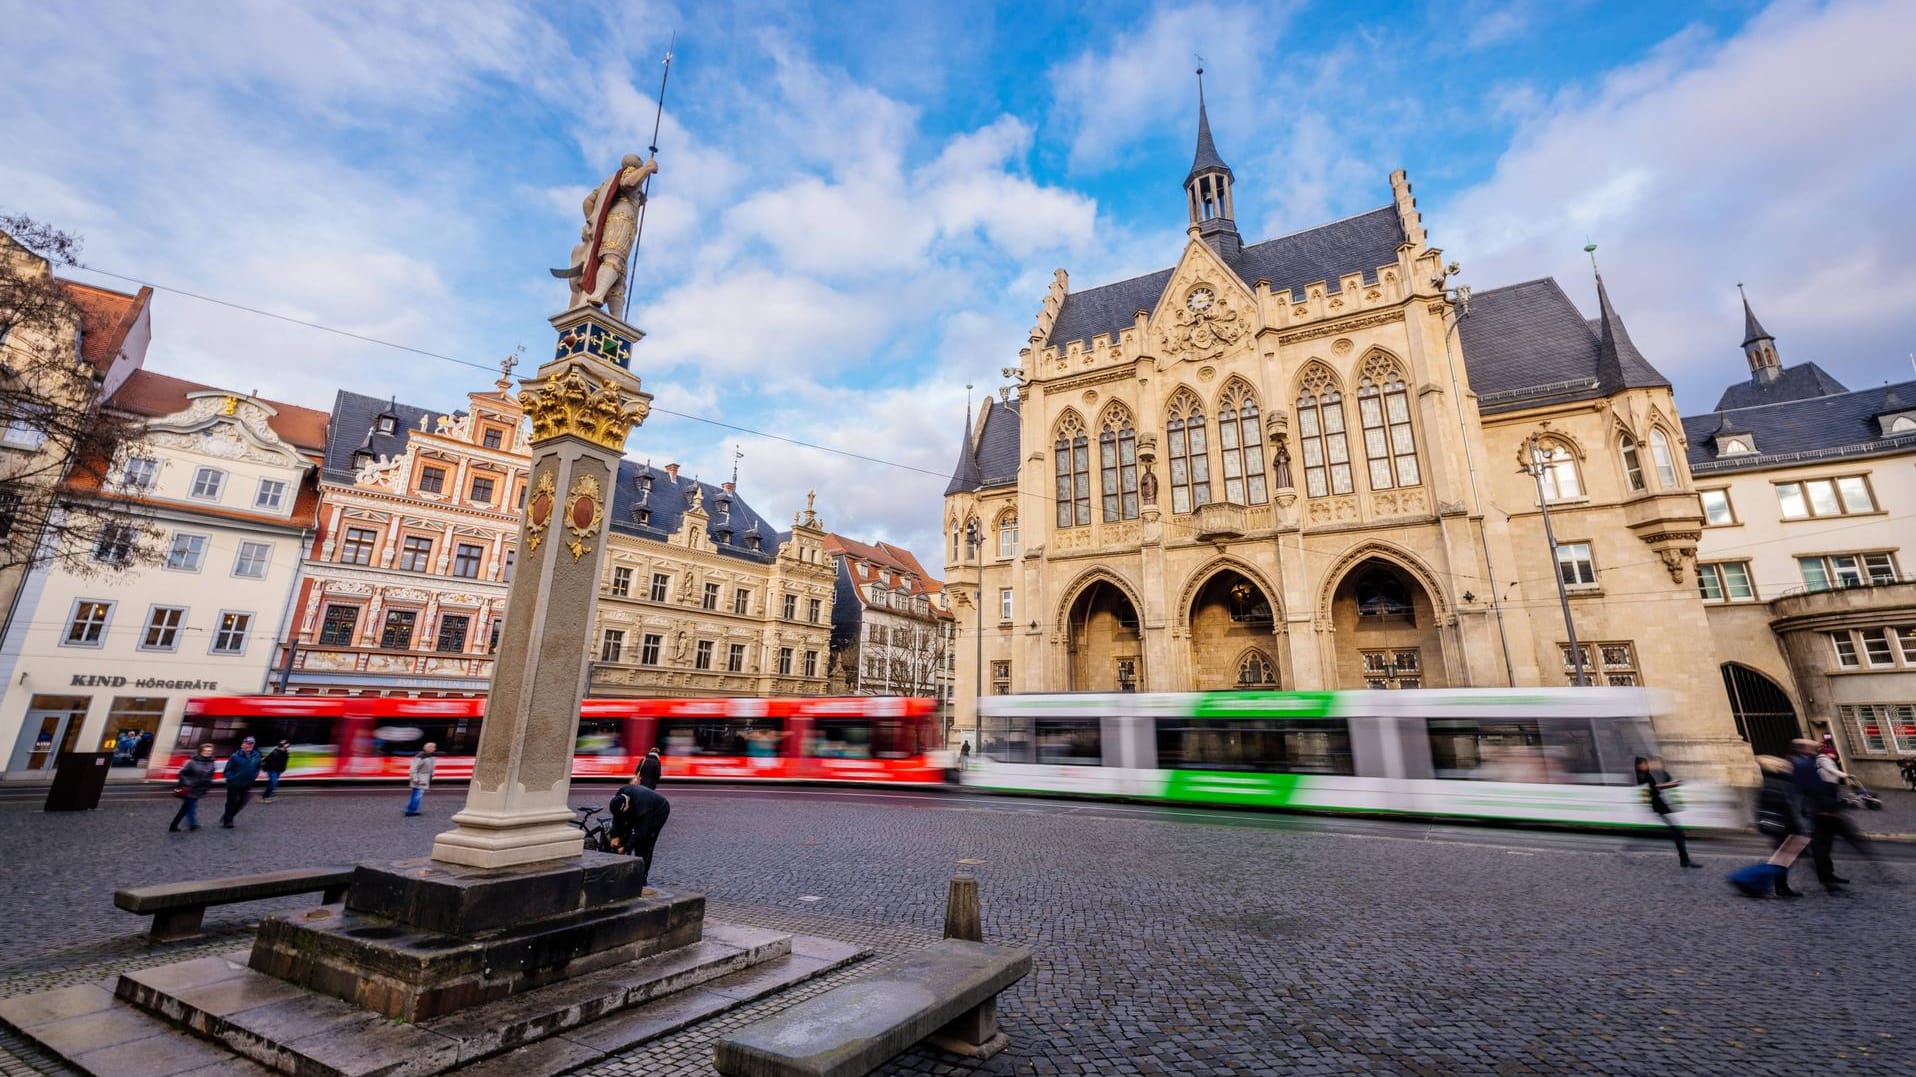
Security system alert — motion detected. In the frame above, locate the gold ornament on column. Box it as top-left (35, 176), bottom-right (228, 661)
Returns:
top-left (564, 474), bottom-right (605, 561)
top-left (519, 364), bottom-right (651, 451)
top-left (524, 470), bottom-right (557, 552)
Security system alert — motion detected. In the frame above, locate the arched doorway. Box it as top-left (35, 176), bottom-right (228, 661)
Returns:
top-left (1328, 557), bottom-right (1448, 689)
top-left (1066, 580), bottom-right (1142, 692)
top-left (1188, 570), bottom-right (1280, 689)
top-left (1720, 663), bottom-right (1798, 757)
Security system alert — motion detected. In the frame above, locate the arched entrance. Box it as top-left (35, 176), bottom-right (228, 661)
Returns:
top-left (1720, 663), bottom-right (1798, 757)
top-left (1188, 570), bottom-right (1281, 689)
top-left (1065, 580), bottom-right (1142, 692)
top-left (1328, 557), bottom-right (1448, 689)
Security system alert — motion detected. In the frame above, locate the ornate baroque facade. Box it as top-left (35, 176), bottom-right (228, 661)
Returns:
top-left (944, 94), bottom-right (1750, 781)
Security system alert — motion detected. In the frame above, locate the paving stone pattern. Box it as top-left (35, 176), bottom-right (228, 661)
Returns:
top-left (0, 784), bottom-right (1910, 1075)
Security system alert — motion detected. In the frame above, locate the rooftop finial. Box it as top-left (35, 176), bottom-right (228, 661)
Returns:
top-left (1583, 239), bottom-right (1599, 274)
top-left (731, 443), bottom-right (742, 486)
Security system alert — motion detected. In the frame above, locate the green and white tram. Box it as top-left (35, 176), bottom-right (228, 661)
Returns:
top-left (966, 689), bottom-right (1739, 830)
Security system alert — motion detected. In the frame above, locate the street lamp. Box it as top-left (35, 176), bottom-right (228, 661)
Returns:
top-left (1521, 433), bottom-right (1588, 686)
top-left (964, 518), bottom-right (983, 751)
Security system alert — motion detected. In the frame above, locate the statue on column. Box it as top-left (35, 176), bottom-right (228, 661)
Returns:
top-left (1273, 433), bottom-right (1293, 490)
top-left (553, 154), bottom-right (659, 314)
top-left (1140, 466), bottom-right (1158, 507)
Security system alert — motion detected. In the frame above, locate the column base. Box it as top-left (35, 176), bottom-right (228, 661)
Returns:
top-left (432, 805), bottom-right (584, 868)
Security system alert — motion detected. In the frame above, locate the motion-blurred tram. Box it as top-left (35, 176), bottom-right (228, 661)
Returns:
top-left (965, 688), bottom-right (1739, 829)
top-left (156, 695), bottom-right (947, 784)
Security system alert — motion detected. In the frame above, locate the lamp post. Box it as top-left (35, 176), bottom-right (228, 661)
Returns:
top-left (1522, 434), bottom-right (1588, 686)
top-left (964, 518), bottom-right (983, 750)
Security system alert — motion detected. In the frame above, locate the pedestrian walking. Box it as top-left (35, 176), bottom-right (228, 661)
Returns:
top-left (1792, 737), bottom-right (1876, 893)
top-left (959, 740), bottom-right (971, 770)
top-left (609, 769), bottom-right (670, 888)
top-left (1634, 755), bottom-right (1699, 868)
top-left (219, 737), bottom-right (263, 828)
top-left (638, 746), bottom-right (661, 790)
top-left (406, 742), bottom-right (437, 816)
top-left (169, 744), bottom-right (217, 832)
top-left (1728, 755), bottom-right (1806, 898)
top-left (260, 740), bottom-right (290, 801)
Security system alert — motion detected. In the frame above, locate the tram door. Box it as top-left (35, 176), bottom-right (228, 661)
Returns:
top-left (1721, 664), bottom-right (1798, 758)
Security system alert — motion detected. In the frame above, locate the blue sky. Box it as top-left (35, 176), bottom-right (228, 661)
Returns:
top-left (4, 0), bottom-right (1913, 567)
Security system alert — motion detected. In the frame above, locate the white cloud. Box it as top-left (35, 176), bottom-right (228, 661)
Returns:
top-left (1440, 0), bottom-right (1916, 409)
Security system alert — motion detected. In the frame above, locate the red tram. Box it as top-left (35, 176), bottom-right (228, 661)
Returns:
top-left (155, 695), bottom-right (947, 785)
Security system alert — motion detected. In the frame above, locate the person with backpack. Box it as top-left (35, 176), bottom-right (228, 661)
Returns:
top-left (609, 767), bottom-right (671, 887)
top-left (260, 740), bottom-right (290, 801)
top-left (169, 744), bottom-right (217, 832)
top-left (405, 742), bottom-right (437, 817)
top-left (219, 737), bottom-right (263, 828)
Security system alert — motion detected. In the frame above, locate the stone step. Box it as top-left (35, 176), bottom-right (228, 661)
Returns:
top-left (0, 979), bottom-right (272, 1077)
top-left (109, 923), bottom-right (839, 1076)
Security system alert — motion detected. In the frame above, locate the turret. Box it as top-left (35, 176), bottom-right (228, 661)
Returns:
top-left (1739, 283), bottom-right (1780, 383)
top-left (1184, 69), bottom-right (1239, 259)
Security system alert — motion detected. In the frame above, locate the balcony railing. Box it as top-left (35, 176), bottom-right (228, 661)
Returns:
top-left (1772, 574), bottom-right (1916, 601)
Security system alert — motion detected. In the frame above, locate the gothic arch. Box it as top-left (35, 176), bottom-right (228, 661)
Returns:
top-left (1175, 556), bottom-right (1285, 630)
top-left (1054, 565), bottom-right (1147, 635)
top-left (1096, 399), bottom-right (1135, 430)
top-left (1213, 374), bottom-right (1261, 412)
top-left (1518, 426), bottom-right (1588, 461)
top-left (1232, 646), bottom-right (1280, 687)
top-left (1355, 347), bottom-right (1409, 383)
top-left (1165, 386), bottom-right (1205, 419)
top-left (1293, 358), bottom-right (1343, 400)
top-left (1053, 407), bottom-right (1088, 440)
top-left (1315, 541), bottom-right (1451, 624)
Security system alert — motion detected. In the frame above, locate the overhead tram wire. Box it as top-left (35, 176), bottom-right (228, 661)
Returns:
top-left (67, 261), bottom-right (1906, 598)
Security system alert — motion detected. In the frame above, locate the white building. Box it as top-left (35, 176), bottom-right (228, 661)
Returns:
top-left (0, 372), bottom-right (327, 778)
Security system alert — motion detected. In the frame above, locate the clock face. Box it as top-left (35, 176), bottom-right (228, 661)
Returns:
top-left (1187, 288), bottom-right (1214, 313)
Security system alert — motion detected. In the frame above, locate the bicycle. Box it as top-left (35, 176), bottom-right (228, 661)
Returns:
top-left (571, 805), bottom-right (615, 853)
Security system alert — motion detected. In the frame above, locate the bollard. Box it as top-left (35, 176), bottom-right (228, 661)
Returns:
top-left (943, 874), bottom-right (982, 942)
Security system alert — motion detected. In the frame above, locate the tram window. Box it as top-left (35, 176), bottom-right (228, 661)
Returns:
top-left (980, 716), bottom-right (1102, 765)
top-left (1154, 719), bottom-right (1353, 775)
top-left (372, 718), bottom-right (481, 756)
top-left (980, 716), bottom-right (1033, 763)
top-left (1429, 720), bottom-right (1548, 782)
top-left (180, 717), bottom-right (340, 759)
top-left (662, 718), bottom-right (783, 757)
top-left (812, 718), bottom-right (917, 759)
top-left (575, 719), bottom-right (625, 756)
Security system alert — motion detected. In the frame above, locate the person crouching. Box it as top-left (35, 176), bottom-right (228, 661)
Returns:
top-left (609, 767), bottom-right (671, 888)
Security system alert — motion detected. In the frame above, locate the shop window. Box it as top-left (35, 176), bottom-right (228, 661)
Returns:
top-left (105, 697), bottom-right (167, 768)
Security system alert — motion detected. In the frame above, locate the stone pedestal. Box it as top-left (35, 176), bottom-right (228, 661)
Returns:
top-left (432, 306), bottom-right (651, 869)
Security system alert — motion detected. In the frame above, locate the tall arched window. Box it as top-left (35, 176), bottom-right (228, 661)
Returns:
top-left (1356, 354), bottom-right (1419, 489)
top-left (1166, 391), bottom-right (1211, 514)
top-left (1237, 649), bottom-right (1278, 687)
top-left (1217, 381), bottom-right (1268, 505)
top-left (1649, 428), bottom-right (1679, 488)
top-left (1531, 438), bottom-right (1582, 501)
top-left (1054, 413), bottom-right (1090, 528)
top-left (1098, 406), bottom-right (1139, 522)
top-left (1619, 435), bottom-right (1646, 492)
top-left (996, 512), bottom-right (1018, 558)
top-left (1296, 364), bottom-right (1352, 498)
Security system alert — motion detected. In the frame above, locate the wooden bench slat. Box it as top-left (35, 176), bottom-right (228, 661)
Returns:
top-left (715, 939), bottom-right (1030, 1077)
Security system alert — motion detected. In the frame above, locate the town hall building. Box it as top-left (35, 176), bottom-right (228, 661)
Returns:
top-left (944, 89), bottom-right (1751, 782)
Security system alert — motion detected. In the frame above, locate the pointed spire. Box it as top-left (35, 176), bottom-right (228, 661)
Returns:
top-left (1738, 283), bottom-right (1773, 347)
top-left (1592, 270), bottom-right (1667, 391)
top-left (943, 392), bottom-right (982, 496)
top-left (1185, 68), bottom-right (1233, 187)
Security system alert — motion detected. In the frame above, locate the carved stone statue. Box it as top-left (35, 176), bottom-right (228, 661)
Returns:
top-left (553, 154), bottom-right (659, 314)
top-left (1273, 433), bottom-right (1293, 489)
top-left (1140, 466), bottom-right (1158, 506)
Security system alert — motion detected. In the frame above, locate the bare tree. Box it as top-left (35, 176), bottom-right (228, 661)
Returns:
top-left (860, 621), bottom-right (950, 699)
top-left (0, 215), bottom-right (159, 578)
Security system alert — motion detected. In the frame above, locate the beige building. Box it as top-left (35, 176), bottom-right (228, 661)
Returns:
top-left (944, 92), bottom-right (1750, 781)
top-left (824, 533), bottom-right (955, 707)
top-left (1683, 293), bottom-right (1916, 786)
top-left (279, 375), bottom-right (531, 696)
top-left (587, 466), bottom-right (835, 698)
top-left (0, 371), bottom-right (326, 777)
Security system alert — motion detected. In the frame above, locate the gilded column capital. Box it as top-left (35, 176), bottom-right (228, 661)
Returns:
top-left (519, 358), bottom-right (653, 451)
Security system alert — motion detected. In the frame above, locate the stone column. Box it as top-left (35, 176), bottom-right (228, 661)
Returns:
top-left (432, 307), bottom-right (652, 868)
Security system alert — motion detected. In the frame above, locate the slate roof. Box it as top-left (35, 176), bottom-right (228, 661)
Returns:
top-left (1740, 291), bottom-right (1774, 347)
top-left (1045, 207), bottom-right (1406, 349)
top-left (1713, 362), bottom-right (1849, 411)
top-left (942, 408), bottom-right (982, 496)
top-left (1186, 88), bottom-right (1233, 186)
top-left (1459, 277), bottom-right (1671, 414)
top-left (607, 461), bottom-right (786, 565)
top-left (945, 395), bottom-right (1024, 495)
top-left (322, 390), bottom-right (439, 483)
top-left (1682, 379), bottom-right (1916, 473)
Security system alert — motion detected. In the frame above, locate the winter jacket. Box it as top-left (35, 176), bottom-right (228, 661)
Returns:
top-left (1754, 772), bottom-right (1802, 837)
top-left (639, 751), bottom-right (661, 790)
top-left (223, 748), bottom-right (263, 788)
top-left (261, 746), bottom-right (290, 774)
top-left (176, 757), bottom-right (215, 799)
top-left (1792, 753), bottom-right (1838, 813)
top-left (409, 753), bottom-right (437, 789)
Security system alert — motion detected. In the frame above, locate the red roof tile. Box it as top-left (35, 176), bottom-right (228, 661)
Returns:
top-left (57, 280), bottom-right (150, 374)
top-left (110, 369), bottom-right (330, 452)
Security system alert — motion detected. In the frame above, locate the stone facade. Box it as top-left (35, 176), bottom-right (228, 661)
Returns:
top-left (1683, 297), bottom-right (1916, 786)
top-left (587, 467), bottom-right (835, 699)
top-left (944, 94), bottom-right (1749, 782)
top-left (0, 371), bottom-right (326, 776)
top-left (280, 375), bottom-right (532, 695)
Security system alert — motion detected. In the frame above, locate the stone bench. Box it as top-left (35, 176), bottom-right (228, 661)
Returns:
top-left (713, 938), bottom-right (1031, 1077)
top-left (113, 867), bottom-right (353, 943)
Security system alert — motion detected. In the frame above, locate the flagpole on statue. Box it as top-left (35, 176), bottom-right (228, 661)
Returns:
top-left (622, 35), bottom-right (675, 323)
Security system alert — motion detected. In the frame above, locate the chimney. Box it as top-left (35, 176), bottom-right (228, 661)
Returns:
top-left (665, 463), bottom-right (680, 481)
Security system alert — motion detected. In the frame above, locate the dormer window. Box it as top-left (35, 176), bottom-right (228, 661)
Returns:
top-left (638, 475), bottom-right (652, 493)
top-left (1880, 414), bottom-right (1916, 436)
top-left (748, 534), bottom-right (761, 551)
top-left (1719, 436), bottom-right (1755, 456)
top-left (718, 529), bottom-right (733, 545)
top-left (636, 508), bottom-right (651, 525)
top-left (376, 416), bottom-right (396, 435)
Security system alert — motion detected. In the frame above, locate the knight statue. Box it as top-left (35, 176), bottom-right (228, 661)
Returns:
top-left (553, 153), bottom-right (659, 314)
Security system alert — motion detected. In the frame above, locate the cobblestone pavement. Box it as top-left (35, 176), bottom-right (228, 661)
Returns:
top-left (0, 783), bottom-right (1911, 1075)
